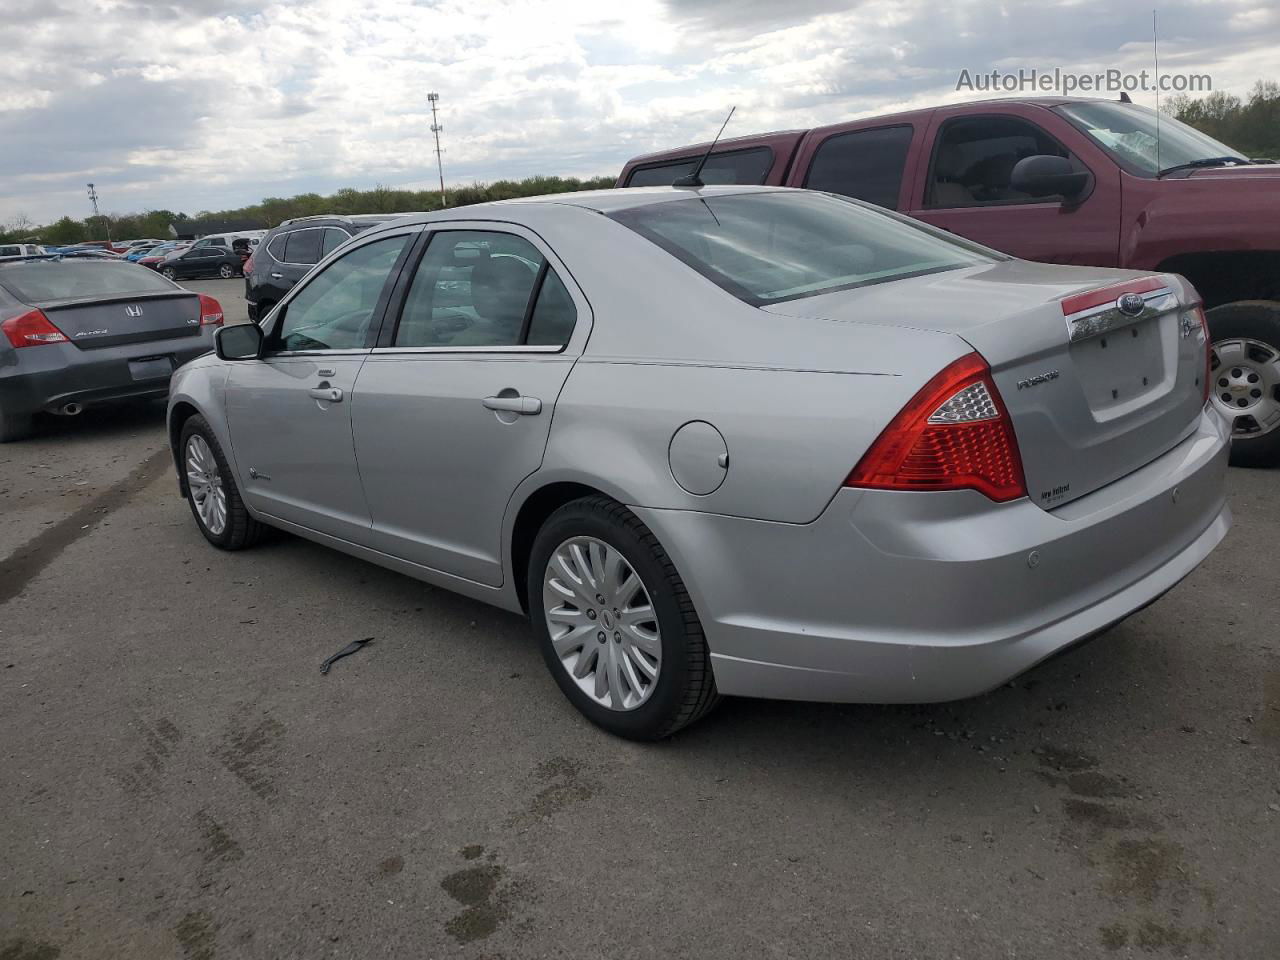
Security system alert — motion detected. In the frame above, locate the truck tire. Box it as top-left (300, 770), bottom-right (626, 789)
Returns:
top-left (1207, 301), bottom-right (1280, 468)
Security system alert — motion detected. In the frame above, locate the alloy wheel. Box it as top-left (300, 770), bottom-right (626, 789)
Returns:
top-left (185, 434), bottom-right (228, 535)
top-left (1210, 338), bottom-right (1280, 438)
top-left (542, 536), bottom-right (662, 711)
top-left (219, 264), bottom-right (234, 279)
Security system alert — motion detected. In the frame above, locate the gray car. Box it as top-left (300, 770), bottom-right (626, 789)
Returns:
top-left (167, 186), bottom-right (1230, 739)
top-left (1, 257), bottom-right (224, 441)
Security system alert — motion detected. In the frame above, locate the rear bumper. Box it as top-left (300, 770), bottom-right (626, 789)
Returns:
top-left (0, 332), bottom-right (216, 416)
top-left (633, 407), bottom-right (1231, 703)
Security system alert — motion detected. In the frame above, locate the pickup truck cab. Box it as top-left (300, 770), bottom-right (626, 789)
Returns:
top-left (620, 97), bottom-right (1280, 466)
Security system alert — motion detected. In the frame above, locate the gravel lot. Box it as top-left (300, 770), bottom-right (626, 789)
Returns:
top-left (1, 280), bottom-right (1277, 959)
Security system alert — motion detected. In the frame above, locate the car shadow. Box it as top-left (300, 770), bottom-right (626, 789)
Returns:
top-left (26, 399), bottom-right (168, 445)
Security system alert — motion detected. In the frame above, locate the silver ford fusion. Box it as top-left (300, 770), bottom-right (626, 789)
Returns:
top-left (167, 186), bottom-right (1230, 740)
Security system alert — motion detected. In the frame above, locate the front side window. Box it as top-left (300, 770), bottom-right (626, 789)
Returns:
top-left (928, 116), bottom-right (1075, 207)
top-left (283, 228), bottom-right (322, 265)
top-left (276, 234), bottom-right (409, 351)
top-left (626, 147), bottom-right (774, 188)
top-left (394, 230), bottom-right (570, 348)
top-left (1056, 101), bottom-right (1247, 176)
top-left (612, 191), bottom-right (995, 306)
top-left (805, 125), bottom-right (914, 209)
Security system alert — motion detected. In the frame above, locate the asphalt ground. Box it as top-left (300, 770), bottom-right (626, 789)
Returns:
top-left (1, 278), bottom-right (1277, 958)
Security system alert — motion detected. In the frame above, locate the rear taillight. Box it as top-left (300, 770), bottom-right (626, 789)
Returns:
top-left (198, 294), bottom-right (224, 326)
top-left (2, 309), bottom-right (69, 348)
top-left (846, 352), bottom-right (1027, 503)
top-left (1193, 305), bottom-right (1211, 404)
top-left (243, 254), bottom-right (255, 276)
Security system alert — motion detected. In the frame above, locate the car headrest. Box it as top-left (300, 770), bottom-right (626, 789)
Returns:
top-left (470, 256), bottom-right (534, 323)
top-left (936, 143), bottom-right (965, 178)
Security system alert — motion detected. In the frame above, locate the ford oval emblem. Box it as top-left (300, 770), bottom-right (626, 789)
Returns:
top-left (1116, 292), bottom-right (1145, 317)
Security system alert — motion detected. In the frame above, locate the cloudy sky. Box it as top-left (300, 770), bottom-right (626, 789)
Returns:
top-left (2, 0), bottom-right (1277, 225)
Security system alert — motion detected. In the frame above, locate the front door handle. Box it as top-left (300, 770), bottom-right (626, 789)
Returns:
top-left (309, 386), bottom-right (343, 403)
top-left (482, 395), bottom-right (541, 415)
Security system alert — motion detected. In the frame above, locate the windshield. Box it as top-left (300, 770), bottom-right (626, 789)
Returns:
top-left (1056, 101), bottom-right (1247, 175)
top-left (0, 260), bottom-right (178, 302)
top-left (611, 191), bottom-right (996, 305)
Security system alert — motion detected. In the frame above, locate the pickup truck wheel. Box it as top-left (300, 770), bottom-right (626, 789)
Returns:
top-left (1207, 301), bottom-right (1280, 468)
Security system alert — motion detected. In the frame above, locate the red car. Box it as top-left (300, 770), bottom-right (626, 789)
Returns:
top-left (620, 96), bottom-right (1280, 466)
top-left (138, 242), bottom-right (191, 270)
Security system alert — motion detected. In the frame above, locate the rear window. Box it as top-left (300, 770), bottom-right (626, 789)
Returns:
top-left (0, 260), bottom-right (178, 302)
top-left (611, 191), bottom-right (996, 305)
top-left (626, 147), bottom-right (773, 188)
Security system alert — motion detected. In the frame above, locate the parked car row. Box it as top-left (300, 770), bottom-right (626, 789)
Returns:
top-left (618, 94), bottom-right (1280, 467)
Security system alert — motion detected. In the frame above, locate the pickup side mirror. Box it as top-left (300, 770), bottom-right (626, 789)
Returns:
top-left (214, 322), bottom-right (264, 361)
top-left (1011, 155), bottom-right (1091, 201)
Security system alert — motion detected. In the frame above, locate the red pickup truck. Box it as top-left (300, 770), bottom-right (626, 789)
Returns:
top-left (619, 96), bottom-right (1280, 467)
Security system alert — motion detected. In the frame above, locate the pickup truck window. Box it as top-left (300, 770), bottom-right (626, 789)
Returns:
top-left (611, 191), bottom-right (994, 306)
top-left (626, 147), bottom-right (773, 188)
top-left (1056, 101), bottom-right (1247, 176)
top-left (804, 125), bottom-right (913, 209)
top-left (928, 116), bottom-right (1074, 208)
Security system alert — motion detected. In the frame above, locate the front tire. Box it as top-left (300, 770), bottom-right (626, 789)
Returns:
top-left (180, 415), bottom-right (264, 550)
top-left (161, 267), bottom-right (177, 280)
top-left (1207, 301), bottom-right (1280, 468)
top-left (528, 496), bottom-right (719, 740)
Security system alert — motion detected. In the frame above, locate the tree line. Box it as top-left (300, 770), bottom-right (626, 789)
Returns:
top-left (1, 174), bottom-right (616, 245)
top-left (1164, 80), bottom-right (1280, 159)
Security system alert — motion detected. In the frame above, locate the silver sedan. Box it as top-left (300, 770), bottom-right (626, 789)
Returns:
top-left (167, 186), bottom-right (1230, 739)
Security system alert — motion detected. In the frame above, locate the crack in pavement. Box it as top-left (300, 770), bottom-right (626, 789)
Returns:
top-left (0, 447), bottom-right (172, 607)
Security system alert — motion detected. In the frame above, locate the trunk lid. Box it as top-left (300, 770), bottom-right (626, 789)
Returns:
top-left (763, 260), bottom-right (1208, 509)
top-left (40, 291), bottom-right (203, 349)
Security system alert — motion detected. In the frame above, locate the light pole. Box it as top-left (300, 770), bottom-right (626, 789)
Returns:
top-left (427, 92), bottom-right (447, 208)
top-left (86, 183), bottom-right (111, 243)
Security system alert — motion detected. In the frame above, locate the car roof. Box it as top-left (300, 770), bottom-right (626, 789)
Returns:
top-left (369, 185), bottom-right (793, 226)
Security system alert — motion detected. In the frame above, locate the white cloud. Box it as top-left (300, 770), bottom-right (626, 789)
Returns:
top-left (1, 0), bottom-right (1276, 224)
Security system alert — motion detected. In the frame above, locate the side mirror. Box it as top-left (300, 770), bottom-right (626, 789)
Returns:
top-left (1011, 155), bottom-right (1091, 201)
top-left (214, 322), bottom-right (264, 361)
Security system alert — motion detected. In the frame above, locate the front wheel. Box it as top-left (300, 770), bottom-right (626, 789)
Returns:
top-left (161, 267), bottom-right (177, 280)
top-left (1207, 301), bottom-right (1280, 468)
top-left (180, 415), bottom-right (265, 549)
top-left (218, 263), bottom-right (235, 279)
top-left (528, 496), bottom-right (719, 740)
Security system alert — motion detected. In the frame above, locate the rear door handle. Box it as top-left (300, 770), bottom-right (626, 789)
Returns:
top-left (308, 387), bottom-right (343, 403)
top-left (482, 395), bottom-right (541, 415)
top-left (270, 272), bottom-right (284, 279)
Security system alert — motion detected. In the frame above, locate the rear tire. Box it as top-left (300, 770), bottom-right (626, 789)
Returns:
top-left (1206, 301), bottom-right (1280, 468)
top-left (218, 263), bottom-right (235, 279)
top-left (528, 496), bottom-right (720, 740)
top-left (180, 414), bottom-right (265, 550)
top-left (0, 406), bottom-right (34, 443)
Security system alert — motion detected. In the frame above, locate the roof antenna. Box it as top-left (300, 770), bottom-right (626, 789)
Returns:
top-left (673, 106), bottom-right (736, 188)
top-left (1153, 9), bottom-right (1162, 172)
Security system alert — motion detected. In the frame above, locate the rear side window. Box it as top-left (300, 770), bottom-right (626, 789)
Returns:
top-left (626, 147), bottom-right (773, 187)
top-left (805, 125), bottom-right (913, 209)
top-left (394, 230), bottom-right (576, 349)
top-left (0, 261), bottom-right (178, 301)
top-left (283, 228), bottom-right (323, 265)
top-left (612, 191), bottom-right (994, 306)
top-left (266, 235), bottom-right (286, 260)
top-left (321, 228), bottom-right (348, 257)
